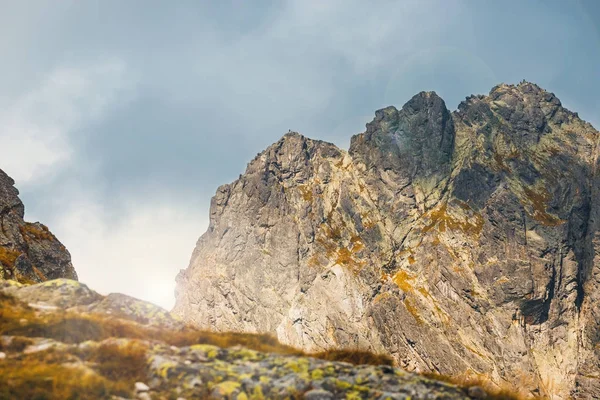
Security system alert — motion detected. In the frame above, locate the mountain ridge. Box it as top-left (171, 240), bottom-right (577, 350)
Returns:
top-left (174, 81), bottom-right (600, 399)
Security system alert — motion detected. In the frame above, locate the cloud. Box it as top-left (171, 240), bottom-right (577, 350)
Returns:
top-left (51, 192), bottom-right (206, 310)
top-left (0, 61), bottom-right (132, 186)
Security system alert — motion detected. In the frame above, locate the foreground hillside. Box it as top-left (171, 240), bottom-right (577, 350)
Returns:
top-left (173, 82), bottom-right (600, 399)
top-left (0, 279), bottom-right (518, 399)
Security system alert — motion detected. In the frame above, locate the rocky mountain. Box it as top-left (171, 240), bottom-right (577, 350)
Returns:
top-left (0, 279), bottom-right (501, 399)
top-left (0, 169), bottom-right (76, 283)
top-left (173, 82), bottom-right (600, 399)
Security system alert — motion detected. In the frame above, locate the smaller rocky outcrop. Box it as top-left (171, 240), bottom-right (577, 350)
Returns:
top-left (0, 168), bottom-right (76, 283)
top-left (0, 279), bottom-right (508, 399)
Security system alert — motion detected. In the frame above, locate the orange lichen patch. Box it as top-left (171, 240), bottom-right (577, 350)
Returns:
top-left (297, 184), bottom-right (314, 202)
top-left (522, 186), bottom-right (564, 226)
top-left (360, 211), bottom-right (378, 230)
top-left (372, 292), bottom-right (392, 305)
top-left (495, 276), bottom-right (510, 285)
top-left (422, 202), bottom-right (484, 236)
top-left (335, 248), bottom-right (354, 266)
top-left (417, 287), bottom-right (431, 298)
top-left (20, 223), bottom-right (56, 242)
top-left (31, 266), bottom-right (47, 281)
top-left (393, 270), bottom-right (415, 293)
top-left (408, 255), bottom-right (416, 265)
top-left (316, 237), bottom-right (338, 259)
top-left (349, 235), bottom-right (364, 252)
top-left (403, 298), bottom-right (424, 325)
top-left (0, 247), bottom-right (20, 268)
top-left (307, 254), bottom-right (322, 268)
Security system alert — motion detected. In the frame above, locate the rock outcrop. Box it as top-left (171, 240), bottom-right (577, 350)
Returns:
top-left (0, 279), bottom-right (490, 399)
top-left (0, 169), bottom-right (76, 283)
top-left (173, 82), bottom-right (600, 399)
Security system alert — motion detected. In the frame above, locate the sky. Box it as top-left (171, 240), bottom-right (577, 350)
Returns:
top-left (0, 0), bottom-right (598, 310)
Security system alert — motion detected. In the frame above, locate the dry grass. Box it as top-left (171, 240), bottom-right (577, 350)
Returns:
top-left (310, 349), bottom-right (393, 366)
top-left (0, 342), bottom-right (145, 400)
top-left (19, 223), bottom-right (56, 242)
top-left (0, 247), bottom-right (20, 270)
top-left (0, 292), bottom-right (390, 367)
top-left (424, 372), bottom-right (532, 400)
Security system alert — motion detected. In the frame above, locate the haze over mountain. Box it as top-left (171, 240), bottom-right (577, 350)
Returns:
top-left (174, 82), bottom-right (600, 399)
top-left (1, 1), bottom-right (599, 309)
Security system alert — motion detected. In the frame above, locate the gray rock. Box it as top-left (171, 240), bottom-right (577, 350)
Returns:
top-left (135, 382), bottom-right (150, 392)
top-left (0, 168), bottom-right (76, 283)
top-left (303, 389), bottom-right (334, 400)
top-left (467, 386), bottom-right (487, 399)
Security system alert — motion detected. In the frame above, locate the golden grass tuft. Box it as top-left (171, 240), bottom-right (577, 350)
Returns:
top-left (0, 342), bottom-right (145, 400)
top-left (310, 349), bottom-right (393, 366)
top-left (20, 223), bottom-right (56, 242)
top-left (0, 247), bottom-right (20, 269)
top-left (423, 372), bottom-right (531, 400)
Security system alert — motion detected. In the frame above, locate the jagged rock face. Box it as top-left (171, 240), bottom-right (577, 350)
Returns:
top-left (173, 82), bottom-right (600, 399)
top-left (0, 169), bottom-right (76, 283)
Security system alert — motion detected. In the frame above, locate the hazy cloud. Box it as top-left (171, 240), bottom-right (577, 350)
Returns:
top-left (0, 61), bottom-right (132, 186)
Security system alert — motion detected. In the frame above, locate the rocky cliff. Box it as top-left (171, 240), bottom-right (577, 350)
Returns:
top-left (173, 82), bottom-right (600, 399)
top-left (0, 169), bottom-right (76, 283)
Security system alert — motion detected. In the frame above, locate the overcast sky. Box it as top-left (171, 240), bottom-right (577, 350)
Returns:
top-left (0, 0), bottom-right (599, 309)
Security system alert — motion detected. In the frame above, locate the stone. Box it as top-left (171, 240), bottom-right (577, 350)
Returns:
top-left (303, 389), bottom-right (334, 400)
top-left (0, 168), bottom-right (76, 283)
top-left (135, 382), bottom-right (150, 392)
top-left (173, 82), bottom-right (600, 399)
top-left (467, 386), bottom-right (487, 399)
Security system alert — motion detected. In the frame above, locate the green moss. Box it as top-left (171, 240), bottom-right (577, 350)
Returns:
top-left (345, 391), bottom-right (363, 400)
top-left (311, 368), bottom-right (324, 380)
top-left (250, 385), bottom-right (265, 400)
top-left (335, 379), bottom-right (353, 390)
top-left (284, 358), bottom-right (309, 373)
top-left (190, 344), bottom-right (220, 358)
top-left (213, 381), bottom-right (241, 396)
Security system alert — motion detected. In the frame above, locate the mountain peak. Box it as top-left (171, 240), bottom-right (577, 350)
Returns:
top-left (175, 83), bottom-right (600, 398)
